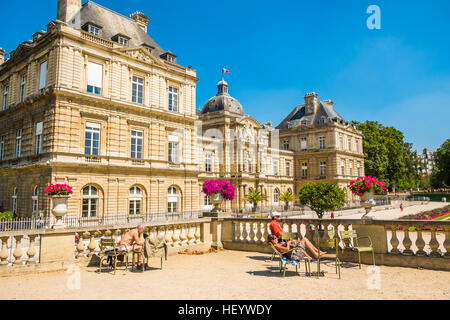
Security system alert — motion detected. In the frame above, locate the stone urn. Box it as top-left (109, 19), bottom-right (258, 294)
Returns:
top-left (211, 193), bottom-right (224, 213)
top-left (51, 195), bottom-right (71, 229)
top-left (360, 191), bottom-right (375, 219)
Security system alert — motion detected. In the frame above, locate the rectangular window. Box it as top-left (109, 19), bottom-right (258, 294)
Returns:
top-left (0, 136), bottom-right (4, 161)
top-left (16, 129), bottom-right (22, 158)
top-left (204, 195), bottom-right (211, 206)
top-left (341, 161), bottom-right (345, 175)
top-left (85, 122), bottom-right (100, 156)
top-left (348, 138), bottom-right (352, 151)
top-left (320, 161), bottom-right (327, 178)
top-left (36, 122), bottom-right (43, 155)
top-left (119, 37), bottom-right (129, 46)
top-left (205, 153), bottom-right (212, 172)
top-left (339, 136), bottom-right (343, 150)
top-left (273, 160), bottom-right (279, 176)
top-left (89, 25), bottom-right (100, 36)
top-left (283, 140), bottom-right (289, 150)
top-left (39, 62), bottom-right (47, 93)
top-left (302, 163), bottom-right (308, 178)
top-left (168, 87), bottom-right (178, 112)
top-left (168, 136), bottom-right (179, 163)
top-left (87, 62), bottom-right (103, 95)
top-left (132, 76), bottom-right (144, 104)
top-left (3, 86), bottom-right (9, 110)
top-left (357, 163), bottom-right (361, 177)
top-left (349, 162), bottom-right (353, 176)
top-left (300, 138), bottom-right (307, 151)
top-left (20, 76), bottom-right (26, 103)
top-left (319, 136), bottom-right (326, 150)
top-left (286, 161), bottom-right (291, 177)
top-left (131, 130), bottom-right (143, 159)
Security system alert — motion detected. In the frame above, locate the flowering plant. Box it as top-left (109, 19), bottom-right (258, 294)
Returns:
top-left (45, 184), bottom-right (73, 196)
top-left (347, 176), bottom-right (387, 196)
top-left (202, 180), bottom-right (235, 201)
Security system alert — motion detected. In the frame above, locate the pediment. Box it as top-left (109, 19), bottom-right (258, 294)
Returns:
top-left (238, 116), bottom-right (262, 129)
top-left (115, 47), bottom-right (165, 67)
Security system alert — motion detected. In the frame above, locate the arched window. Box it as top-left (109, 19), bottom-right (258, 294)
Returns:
top-left (129, 186), bottom-right (142, 215)
top-left (32, 186), bottom-right (39, 217)
top-left (82, 186), bottom-right (98, 217)
top-left (12, 187), bottom-right (18, 215)
top-left (168, 186), bottom-right (179, 213)
top-left (274, 188), bottom-right (280, 205)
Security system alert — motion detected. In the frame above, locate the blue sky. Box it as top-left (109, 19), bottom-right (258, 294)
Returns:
top-left (2, 0), bottom-right (449, 152)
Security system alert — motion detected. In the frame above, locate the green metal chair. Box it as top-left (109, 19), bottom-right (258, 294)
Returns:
top-left (269, 232), bottom-right (300, 262)
top-left (98, 238), bottom-right (128, 275)
top-left (268, 242), bottom-right (311, 278)
top-left (340, 230), bottom-right (375, 269)
top-left (317, 238), bottom-right (341, 279)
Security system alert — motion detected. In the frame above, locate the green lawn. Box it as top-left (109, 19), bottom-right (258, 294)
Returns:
top-left (434, 213), bottom-right (450, 221)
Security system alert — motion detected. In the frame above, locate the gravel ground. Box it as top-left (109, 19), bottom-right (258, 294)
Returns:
top-left (1, 250), bottom-right (449, 300)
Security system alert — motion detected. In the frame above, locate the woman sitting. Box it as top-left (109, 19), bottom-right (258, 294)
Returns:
top-left (268, 234), bottom-right (326, 263)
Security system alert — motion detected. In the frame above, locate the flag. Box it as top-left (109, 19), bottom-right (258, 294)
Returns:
top-left (223, 68), bottom-right (230, 74)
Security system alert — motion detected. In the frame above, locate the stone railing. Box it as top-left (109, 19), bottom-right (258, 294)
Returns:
top-left (215, 217), bottom-right (450, 271)
top-left (0, 218), bottom-right (212, 276)
top-left (80, 31), bottom-right (114, 48)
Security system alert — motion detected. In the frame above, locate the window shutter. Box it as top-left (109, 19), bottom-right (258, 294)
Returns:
top-left (36, 122), bottom-right (43, 135)
top-left (39, 62), bottom-right (47, 90)
top-left (87, 62), bottom-right (103, 88)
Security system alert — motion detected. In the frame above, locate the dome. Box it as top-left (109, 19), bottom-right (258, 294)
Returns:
top-left (200, 80), bottom-right (244, 115)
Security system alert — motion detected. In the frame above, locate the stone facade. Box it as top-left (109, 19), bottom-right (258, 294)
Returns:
top-left (0, 0), bottom-right (363, 217)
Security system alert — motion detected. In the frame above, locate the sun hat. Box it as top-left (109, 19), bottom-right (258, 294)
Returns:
top-left (271, 211), bottom-right (281, 218)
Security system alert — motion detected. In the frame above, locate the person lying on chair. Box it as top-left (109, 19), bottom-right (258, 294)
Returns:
top-left (268, 234), bottom-right (326, 261)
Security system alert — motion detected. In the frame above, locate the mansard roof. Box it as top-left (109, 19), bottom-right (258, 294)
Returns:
top-left (277, 100), bottom-right (346, 130)
top-left (67, 1), bottom-right (165, 57)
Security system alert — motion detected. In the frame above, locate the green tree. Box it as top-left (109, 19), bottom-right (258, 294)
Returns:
top-left (0, 211), bottom-right (15, 221)
top-left (431, 139), bottom-right (450, 188)
top-left (244, 188), bottom-right (267, 213)
top-left (298, 183), bottom-right (346, 219)
top-left (354, 120), bottom-right (422, 192)
top-left (278, 191), bottom-right (296, 211)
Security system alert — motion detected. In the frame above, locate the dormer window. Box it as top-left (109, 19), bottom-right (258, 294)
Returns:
top-left (142, 44), bottom-right (155, 53)
top-left (82, 23), bottom-right (103, 37)
top-left (112, 34), bottom-right (131, 46)
top-left (160, 51), bottom-right (177, 64)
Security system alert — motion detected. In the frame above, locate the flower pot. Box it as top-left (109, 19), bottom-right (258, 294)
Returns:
top-left (51, 195), bottom-right (71, 229)
top-left (360, 191), bottom-right (375, 202)
top-left (211, 193), bottom-right (224, 212)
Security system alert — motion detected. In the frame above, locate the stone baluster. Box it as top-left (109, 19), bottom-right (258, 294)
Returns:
top-left (342, 224), bottom-right (351, 249)
top-left (77, 232), bottom-right (86, 258)
top-left (332, 223), bottom-right (341, 248)
top-left (242, 221), bottom-right (249, 243)
top-left (428, 226), bottom-right (442, 257)
top-left (322, 222), bottom-right (331, 241)
top-left (249, 221), bottom-right (256, 243)
top-left (194, 223), bottom-right (201, 244)
top-left (0, 237), bottom-right (9, 266)
top-left (415, 226), bottom-right (427, 256)
top-left (288, 222), bottom-right (293, 233)
top-left (164, 226), bottom-right (171, 245)
top-left (13, 236), bottom-right (24, 265)
top-left (156, 227), bottom-right (162, 239)
top-left (187, 224), bottom-right (195, 244)
top-left (87, 232), bottom-right (97, 257)
top-left (232, 222), bottom-right (237, 242)
top-left (26, 235), bottom-right (37, 264)
top-left (390, 225), bottom-right (400, 254)
top-left (171, 225), bottom-right (179, 247)
top-left (179, 224), bottom-right (187, 245)
top-left (402, 226), bottom-right (414, 255)
top-left (443, 225), bottom-right (450, 258)
top-left (256, 222), bottom-right (263, 244)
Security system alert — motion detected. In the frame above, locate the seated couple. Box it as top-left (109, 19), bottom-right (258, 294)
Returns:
top-left (118, 224), bottom-right (146, 267)
top-left (269, 211), bottom-right (326, 262)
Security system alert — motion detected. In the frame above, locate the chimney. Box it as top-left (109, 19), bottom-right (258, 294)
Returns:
top-left (304, 92), bottom-right (319, 115)
top-left (0, 48), bottom-right (6, 65)
top-left (57, 0), bottom-right (82, 23)
top-left (130, 11), bottom-right (150, 33)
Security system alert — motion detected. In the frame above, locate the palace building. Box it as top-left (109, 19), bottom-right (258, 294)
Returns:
top-left (0, 0), bottom-right (363, 218)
